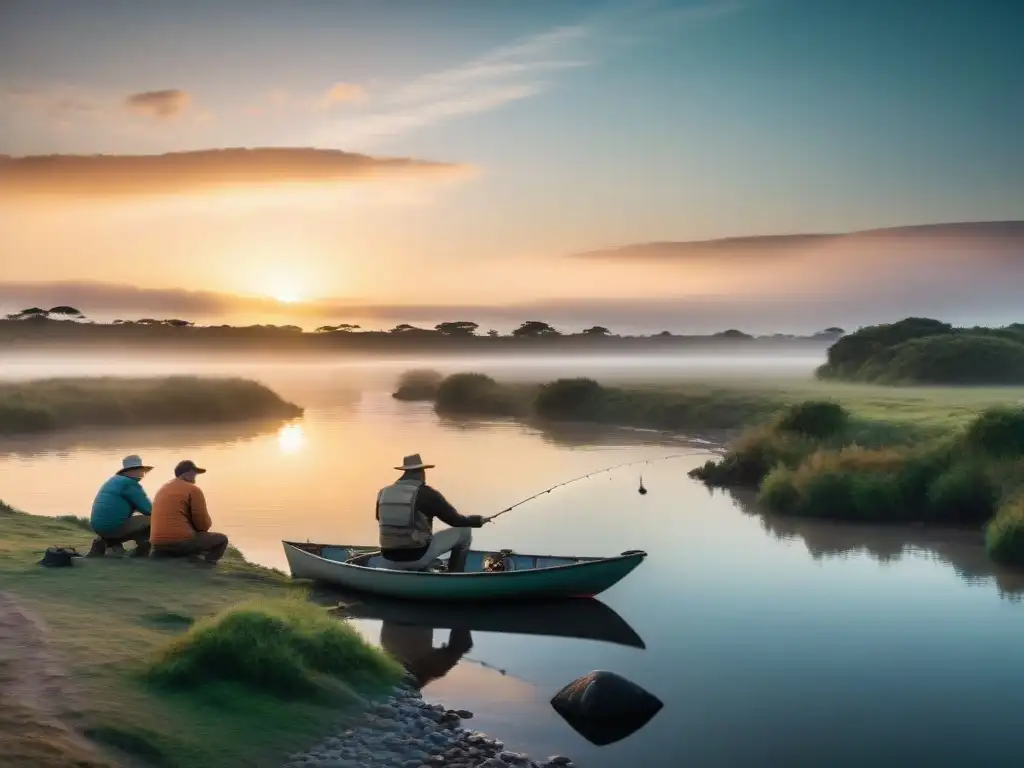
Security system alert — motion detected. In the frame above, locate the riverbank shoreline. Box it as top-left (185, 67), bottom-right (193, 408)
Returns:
top-left (394, 371), bottom-right (1024, 567)
top-left (0, 504), bottom-right (575, 768)
top-left (0, 376), bottom-right (303, 435)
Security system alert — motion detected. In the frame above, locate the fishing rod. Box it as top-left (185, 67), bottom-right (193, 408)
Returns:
top-left (486, 447), bottom-right (722, 523)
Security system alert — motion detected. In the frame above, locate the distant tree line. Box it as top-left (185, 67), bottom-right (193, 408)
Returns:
top-left (0, 306), bottom-right (848, 341)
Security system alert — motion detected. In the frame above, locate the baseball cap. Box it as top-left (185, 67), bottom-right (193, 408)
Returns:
top-left (174, 459), bottom-right (207, 477)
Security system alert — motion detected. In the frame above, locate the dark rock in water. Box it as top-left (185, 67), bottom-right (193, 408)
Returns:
top-left (549, 670), bottom-right (663, 746)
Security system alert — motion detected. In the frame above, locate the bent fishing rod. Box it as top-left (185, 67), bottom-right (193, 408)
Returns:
top-left (486, 446), bottom-right (723, 523)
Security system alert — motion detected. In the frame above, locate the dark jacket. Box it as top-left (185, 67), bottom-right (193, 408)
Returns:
top-left (378, 483), bottom-right (482, 561)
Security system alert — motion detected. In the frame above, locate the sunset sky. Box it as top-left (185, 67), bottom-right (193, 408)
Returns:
top-left (1, 0), bottom-right (1022, 333)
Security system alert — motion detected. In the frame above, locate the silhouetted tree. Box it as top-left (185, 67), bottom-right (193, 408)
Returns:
top-left (164, 319), bottom-right (193, 327)
top-left (137, 318), bottom-right (159, 325)
top-left (8, 307), bottom-right (48, 320)
top-left (581, 326), bottom-right (611, 337)
top-left (315, 325), bottom-right (336, 332)
top-left (655, 331), bottom-right (673, 337)
top-left (48, 306), bottom-right (84, 318)
top-left (390, 323), bottom-right (433, 334)
top-left (434, 321), bottom-right (479, 336)
top-left (715, 329), bottom-right (752, 339)
top-left (511, 320), bottom-right (560, 338)
top-left (336, 323), bottom-right (361, 332)
top-left (487, 329), bottom-right (500, 338)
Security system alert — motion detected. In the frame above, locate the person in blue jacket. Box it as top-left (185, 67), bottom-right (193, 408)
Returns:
top-left (87, 454), bottom-right (154, 557)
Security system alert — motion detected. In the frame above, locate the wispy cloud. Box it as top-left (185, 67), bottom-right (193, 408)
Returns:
top-left (314, 1), bottom-right (751, 148)
top-left (321, 82), bottom-right (366, 107)
top-left (124, 89), bottom-right (191, 120)
top-left (0, 147), bottom-right (471, 199)
top-left (2, 85), bottom-right (106, 121)
top-left (316, 24), bottom-right (590, 147)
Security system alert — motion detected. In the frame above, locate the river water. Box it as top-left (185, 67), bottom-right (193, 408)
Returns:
top-left (3, 357), bottom-right (1024, 768)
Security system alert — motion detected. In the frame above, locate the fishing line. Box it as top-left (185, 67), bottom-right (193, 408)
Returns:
top-left (487, 447), bottom-right (722, 522)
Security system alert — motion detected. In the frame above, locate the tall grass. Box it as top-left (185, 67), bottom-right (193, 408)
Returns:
top-left (145, 597), bottom-right (403, 699)
top-left (0, 376), bottom-right (303, 435)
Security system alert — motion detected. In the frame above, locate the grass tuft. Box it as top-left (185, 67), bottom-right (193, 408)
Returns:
top-left (145, 597), bottom-right (403, 699)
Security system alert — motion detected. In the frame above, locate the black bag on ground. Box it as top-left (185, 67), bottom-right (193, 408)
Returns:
top-left (38, 546), bottom-right (80, 568)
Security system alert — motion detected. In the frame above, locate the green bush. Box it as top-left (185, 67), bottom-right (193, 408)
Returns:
top-left (963, 407), bottom-right (1024, 457)
top-left (925, 463), bottom-right (999, 525)
top-left (986, 496), bottom-right (1024, 566)
top-left (145, 598), bottom-right (403, 699)
top-left (777, 400), bottom-right (849, 438)
top-left (534, 377), bottom-right (606, 421)
top-left (883, 334), bottom-right (1024, 385)
top-left (433, 373), bottom-right (520, 416)
top-left (391, 369), bottom-right (444, 401)
top-left (817, 317), bottom-right (1024, 385)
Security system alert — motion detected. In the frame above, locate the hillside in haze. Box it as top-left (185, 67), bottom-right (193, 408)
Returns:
top-left (573, 220), bottom-right (1024, 260)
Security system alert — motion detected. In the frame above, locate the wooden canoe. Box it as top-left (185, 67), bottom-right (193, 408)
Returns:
top-left (282, 541), bottom-right (647, 601)
top-left (314, 590), bottom-right (645, 648)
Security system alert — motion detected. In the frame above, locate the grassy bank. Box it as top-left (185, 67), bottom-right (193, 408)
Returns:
top-left (688, 403), bottom-right (1024, 566)
top-left (394, 370), bottom-right (1024, 566)
top-left (397, 369), bottom-right (1024, 436)
top-left (0, 503), bottom-right (400, 767)
top-left (0, 376), bottom-right (303, 434)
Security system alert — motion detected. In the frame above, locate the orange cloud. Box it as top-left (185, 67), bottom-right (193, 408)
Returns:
top-left (0, 147), bottom-right (473, 199)
top-left (124, 89), bottom-right (191, 119)
top-left (322, 82), bottom-right (366, 107)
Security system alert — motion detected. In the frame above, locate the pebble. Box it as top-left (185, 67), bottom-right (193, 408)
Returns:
top-left (287, 685), bottom-right (574, 768)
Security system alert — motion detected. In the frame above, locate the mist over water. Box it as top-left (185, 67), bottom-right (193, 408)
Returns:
top-left (0, 349), bottom-right (827, 387)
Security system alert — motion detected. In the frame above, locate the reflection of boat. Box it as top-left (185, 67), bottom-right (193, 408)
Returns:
top-left (326, 591), bottom-right (645, 648)
top-left (283, 542), bottom-right (647, 601)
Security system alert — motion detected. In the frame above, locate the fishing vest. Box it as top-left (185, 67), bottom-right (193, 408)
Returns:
top-left (377, 477), bottom-right (432, 550)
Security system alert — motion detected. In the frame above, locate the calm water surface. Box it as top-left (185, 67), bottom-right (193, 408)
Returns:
top-left (3, 359), bottom-right (1024, 768)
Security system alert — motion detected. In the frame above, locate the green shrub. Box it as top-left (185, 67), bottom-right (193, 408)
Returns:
top-left (817, 317), bottom-right (1024, 385)
top-left (777, 400), bottom-right (849, 438)
top-left (925, 462), bottom-right (999, 525)
top-left (534, 377), bottom-right (606, 421)
top-left (883, 334), bottom-right (1024, 385)
top-left (986, 496), bottom-right (1024, 567)
top-left (963, 408), bottom-right (1024, 457)
top-left (392, 369), bottom-right (444, 401)
top-left (434, 373), bottom-right (520, 416)
top-left (145, 598), bottom-right (403, 699)
top-left (757, 466), bottom-right (800, 514)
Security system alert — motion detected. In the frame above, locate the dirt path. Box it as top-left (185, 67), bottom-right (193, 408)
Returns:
top-left (0, 590), bottom-right (113, 767)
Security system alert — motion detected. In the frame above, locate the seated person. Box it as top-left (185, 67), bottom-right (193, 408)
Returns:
top-left (150, 460), bottom-right (229, 565)
top-left (87, 454), bottom-right (153, 557)
top-left (376, 453), bottom-right (490, 572)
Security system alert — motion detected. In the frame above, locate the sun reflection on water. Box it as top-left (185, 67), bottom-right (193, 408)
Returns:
top-left (277, 422), bottom-right (306, 453)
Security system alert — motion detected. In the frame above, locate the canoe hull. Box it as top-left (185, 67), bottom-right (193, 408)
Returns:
top-left (282, 542), bottom-right (646, 601)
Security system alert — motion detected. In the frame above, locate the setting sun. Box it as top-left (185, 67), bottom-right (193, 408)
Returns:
top-left (273, 291), bottom-right (302, 304)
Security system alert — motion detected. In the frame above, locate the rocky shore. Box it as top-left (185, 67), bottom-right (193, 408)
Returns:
top-left (285, 682), bottom-right (576, 768)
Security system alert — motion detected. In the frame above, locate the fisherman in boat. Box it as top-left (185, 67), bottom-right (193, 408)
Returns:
top-left (377, 453), bottom-right (488, 572)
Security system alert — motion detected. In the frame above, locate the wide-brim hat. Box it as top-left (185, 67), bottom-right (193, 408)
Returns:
top-left (395, 453), bottom-right (435, 471)
top-left (117, 454), bottom-right (153, 474)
